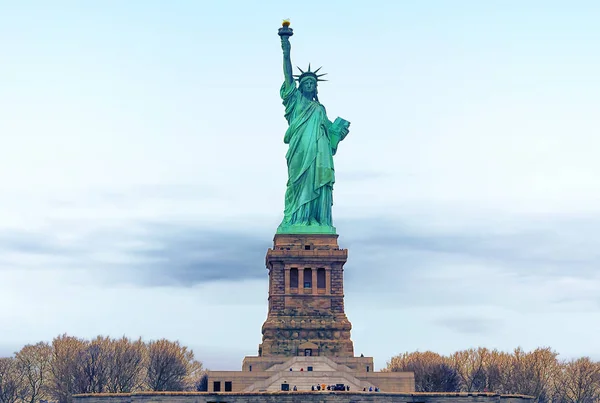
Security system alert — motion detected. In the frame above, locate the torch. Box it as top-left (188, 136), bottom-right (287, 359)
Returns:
top-left (278, 19), bottom-right (293, 38)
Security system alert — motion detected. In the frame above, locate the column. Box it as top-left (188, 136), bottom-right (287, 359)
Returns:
top-left (298, 268), bottom-right (304, 291)
top-left (285, 267), bottom-right (290, 293)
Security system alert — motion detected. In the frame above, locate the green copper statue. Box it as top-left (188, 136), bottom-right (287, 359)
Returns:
top-left (276, 21), bottom-right (350, 234)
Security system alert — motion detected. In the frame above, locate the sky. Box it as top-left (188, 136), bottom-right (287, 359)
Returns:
top-left (1, 0), bottom-right (600, 371)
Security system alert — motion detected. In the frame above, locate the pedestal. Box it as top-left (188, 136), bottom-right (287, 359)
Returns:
top-left (258, 233), bottom-right (354, 357)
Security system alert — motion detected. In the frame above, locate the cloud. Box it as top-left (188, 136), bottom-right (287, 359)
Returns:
top-left (338, 214), bottom-right (600, 279)
top-left (0, 229), bottom-right (72, 255)
top-left (1, 210), bottom-right (599, 291)
top-left (0, 220), bottom-right (272, 286)
top-left (99, 183), bottom-right (225, 204)
top-left (434, 318), bottom-right (500, 335)
top-left (123, 222), bottom-right (271, 286)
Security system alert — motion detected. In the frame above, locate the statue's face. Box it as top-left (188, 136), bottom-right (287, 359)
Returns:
top-left (301, 79), bottom-right (317, 95)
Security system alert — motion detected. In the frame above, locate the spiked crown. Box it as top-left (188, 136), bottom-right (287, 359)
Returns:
top-left (293, 63), bottom-right (328, 85)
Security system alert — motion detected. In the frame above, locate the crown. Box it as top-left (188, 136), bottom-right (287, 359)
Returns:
top-left (293, 64), bottom-right (328, 83)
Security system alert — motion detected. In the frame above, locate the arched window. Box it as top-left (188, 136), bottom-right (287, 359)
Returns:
top-left (290, 268), bottom-right (298, 288)
top-left (304, 268), bottom-right (312, 288)
top-left (317, 268), bottom-right (326, 289)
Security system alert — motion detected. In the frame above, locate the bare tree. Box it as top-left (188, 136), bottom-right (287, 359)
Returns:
top-left (451, 348), bottom-right (489, 392)
top-left (49, 334), bottom-right (86, 403)
top-left (553, 357), bottom-right (600, 403)
top-left (145, 339), bottom-right (199, 391)
top-left (483, 349), bottom-right (511, 393)
top-left (386, 351), bottom-right (459, 392)
top-left (502, 347), bottom-right (559, 402)
top-left (0, 358), bottom-right (22, 403)
top-left (185, 360), bottom-right (205, 392)
top-left (14, 342), bottom-right (52, 403)
top-left (75, 336), bottom-right (111, 394)
top-left (105, 337), bottom-right (145, 393)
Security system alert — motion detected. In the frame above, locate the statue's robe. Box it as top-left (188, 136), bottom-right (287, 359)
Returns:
top-left (279, 80), bottom-right (343, 228)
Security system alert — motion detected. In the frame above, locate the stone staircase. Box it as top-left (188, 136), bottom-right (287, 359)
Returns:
top-left (244, 357), bottom-right (377, 392)
top-left (245, 370), bottom-right (368, 392)
top-left (265, 356), bottom-right (355, 373)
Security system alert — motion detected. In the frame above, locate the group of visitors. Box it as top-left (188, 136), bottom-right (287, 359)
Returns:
top-left (289, 384), bottom-right (380, 392)
top-left (309, 384), bottom-right (349, 391)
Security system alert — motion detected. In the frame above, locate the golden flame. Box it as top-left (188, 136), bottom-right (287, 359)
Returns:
top-left (282, 19), bottom-right (291, 27)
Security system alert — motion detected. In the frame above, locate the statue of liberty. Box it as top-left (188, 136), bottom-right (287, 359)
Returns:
top-left (277, 21), bottom-right (350, 234)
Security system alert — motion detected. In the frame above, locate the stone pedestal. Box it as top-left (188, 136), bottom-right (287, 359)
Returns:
top-left (258, 234), bottom-right (354, 357)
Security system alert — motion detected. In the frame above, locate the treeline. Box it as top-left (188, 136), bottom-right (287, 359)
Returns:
top-left (0, 334), bottom-right (205, 403)
top-left (3, 338), bottom-right (599, 403)
top-left (386, 347), bottom-right (600, 403)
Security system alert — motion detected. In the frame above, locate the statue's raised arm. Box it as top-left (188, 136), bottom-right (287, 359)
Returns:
top-left (279, 21), bottom-right (294, 85)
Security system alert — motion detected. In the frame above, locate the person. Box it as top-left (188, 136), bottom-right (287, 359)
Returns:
top-left (277, 29), bottom-right (350, 233)
top-left (293, 385), bottom-right (297, 391)
top-left (369, 386), bottom-right (373, 392)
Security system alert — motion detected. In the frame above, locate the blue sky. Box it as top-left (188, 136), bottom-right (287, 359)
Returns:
top-left (1, 1), bottom-right (600, 370)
